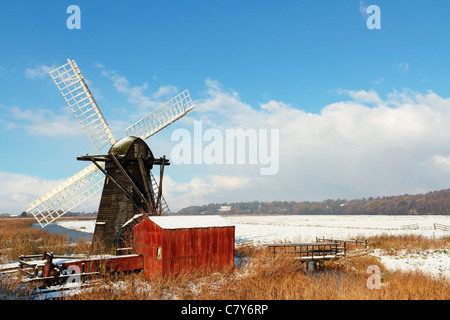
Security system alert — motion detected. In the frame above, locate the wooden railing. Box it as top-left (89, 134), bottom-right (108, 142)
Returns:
top-left (434, 223), bottom-right (450, 232)
top-left (315, 237), bottom-right (367, 255)
top-left (235, 239), bottom-right (254, 248)
top-left (265, 242), bottom-right (344, 260)
top-left (400, 223), bottom-right (419, 230)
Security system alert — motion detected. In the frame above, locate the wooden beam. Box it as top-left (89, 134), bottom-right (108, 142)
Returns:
top-left (90, 159), bottom-right (142, 211)
top-left (109, 152), bottom-right (152, 212)
top-left (156, 156), bottom-right (166, 215)
top-left (138, 155), bottom-right (156, 215)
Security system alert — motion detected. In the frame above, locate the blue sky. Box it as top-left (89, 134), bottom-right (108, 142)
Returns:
top-left (2, 1), bottom-right (450, 214)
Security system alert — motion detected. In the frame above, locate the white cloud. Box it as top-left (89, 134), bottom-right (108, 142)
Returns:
top-left (152, 85), bottom-right (178, 99)
top-left (397, 62), bottom-right (410, 73)
top-left (373, 77), bottom-right (384, 85)
top-left (0, 172), bottom-right (100, 215)
top-left (359, 0), bottom-right (368, 16)
top-left (164, 80), bottom-right (450, 209)
top-left (25, 64), bottom-right (57, 79)
top-left (100, 67), bottom-right (179, 115)
top-left (338, 89), bottom-right (384, 105)
top-left (433, 155), bottom-right (450, 170)
top-left (6, 76), bottom-right (450, 214)
top-left (161, 174), bottom-right (253, 211)
top-left (9, 106), bottom-right (83, 137)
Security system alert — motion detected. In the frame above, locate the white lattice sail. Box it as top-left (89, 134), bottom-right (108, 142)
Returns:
top-left (125, 90), bottom-right (195, 140)
top-left (27, 59), bottom-right (193, 228)
top-left (49, 59), bottom-right (116, 151)
top-left (26, 163), bottom-right (105, 227)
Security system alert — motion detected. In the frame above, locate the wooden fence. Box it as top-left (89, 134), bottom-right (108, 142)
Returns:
top-left (315, 237), bottom-right (367, 255)
top-left (235, 239), bottom-right (254, 248)
top-left (434, 223), bottom-right (450, 232)
top-left (400, 223), bottom-right (419, 230)
top-left (399, 223), bottom-right (449, 231)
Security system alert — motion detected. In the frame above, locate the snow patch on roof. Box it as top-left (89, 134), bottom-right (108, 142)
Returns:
top-left (149, 215), bottom-right (234, 229)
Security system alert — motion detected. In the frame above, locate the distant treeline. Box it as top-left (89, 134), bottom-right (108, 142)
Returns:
top-left (177, 189), bottom-right (450, 216)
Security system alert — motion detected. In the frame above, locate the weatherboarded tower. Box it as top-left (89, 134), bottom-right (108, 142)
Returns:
top-left (92, 136), bottom-right (157, 252)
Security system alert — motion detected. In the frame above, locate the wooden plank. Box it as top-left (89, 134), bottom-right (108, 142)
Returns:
top-left (22, 272), bottom-right (99, 284)
top-left (110, 152), bottom-right (152, 211)
top-left (235, 240), bottom-right (254, 248)
top-left (266, 242), bottom-right (345, 260)
top-left (265, 242), bottom-right (339, 247)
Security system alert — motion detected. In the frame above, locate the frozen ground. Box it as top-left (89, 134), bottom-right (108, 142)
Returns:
top-left (225, 215), bottom-right (450, 243)
top-left (56, 220), bottom-right (96, 234)
top-left (57, 215), bottom-right (450, 243)
top-left (373, 248), bottom-right (449, 280)
top-left (55, 215), bottom-right (450, 279)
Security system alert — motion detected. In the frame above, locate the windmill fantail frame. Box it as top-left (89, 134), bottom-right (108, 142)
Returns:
top-left (26, 59), bottom-right (195, 252)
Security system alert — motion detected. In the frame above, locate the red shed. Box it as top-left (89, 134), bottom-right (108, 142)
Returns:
top-left (133, 215), bottom-right (235, 278)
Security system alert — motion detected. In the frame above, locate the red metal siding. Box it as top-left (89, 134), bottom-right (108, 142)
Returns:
top-left (133, 219), bottom-right (164, 279)
top-left (57, 255), bottom-right (144, 274)
top-left (133, 218), bottom-right (235, 278)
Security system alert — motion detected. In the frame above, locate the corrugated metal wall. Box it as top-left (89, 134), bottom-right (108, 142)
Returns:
top-left (133, 219), bottom-right (234, 278)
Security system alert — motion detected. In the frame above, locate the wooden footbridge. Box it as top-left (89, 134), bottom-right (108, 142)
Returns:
top-left (265, 242), bottom-right (344, 260)
top-left (264, 237), bottom-right (370, 270)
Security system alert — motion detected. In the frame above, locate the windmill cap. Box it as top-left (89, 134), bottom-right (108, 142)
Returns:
top-left (109, 136), bottom-right (146, 157)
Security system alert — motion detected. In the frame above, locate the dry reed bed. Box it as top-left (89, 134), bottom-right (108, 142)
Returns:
top-left (0, 218), bottom-right (90, 263)
top-left (0, 218), bottom-right (449, 300)
top-left (65, 249), bottom-right (449, 300)
top-left (365, 234), bottom-right (450, 255)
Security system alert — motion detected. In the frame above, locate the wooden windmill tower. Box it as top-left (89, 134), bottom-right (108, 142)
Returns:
top-left (26, 59), bottom-right (195, 252)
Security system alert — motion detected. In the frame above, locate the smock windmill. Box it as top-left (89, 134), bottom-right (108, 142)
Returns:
top-left (26, 59), bottom-right (195, 251)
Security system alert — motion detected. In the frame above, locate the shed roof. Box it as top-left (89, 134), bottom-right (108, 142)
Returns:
top-left (148, 215), bottom-right (233, 230)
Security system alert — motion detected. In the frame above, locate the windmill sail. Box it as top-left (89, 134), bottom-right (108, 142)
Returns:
top-left (125, 90), bottom-right (195, 141)
top-left (49, 59), bottom-right (116, 151)
top-left (27, 59), bottom-right (192, 232)
top-left (26, 163), bottom-right (105, 227)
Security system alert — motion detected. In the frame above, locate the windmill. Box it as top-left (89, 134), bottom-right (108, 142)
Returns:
top-left (26, 59), bottom-right (195, 252)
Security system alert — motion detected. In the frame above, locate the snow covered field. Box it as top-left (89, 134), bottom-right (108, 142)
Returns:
top-left (225, 215), bottom-right (450, 244)
top-left (57, 215), bottom-right (450, 243)
top-left (55, 215), bottom-right (450, 279)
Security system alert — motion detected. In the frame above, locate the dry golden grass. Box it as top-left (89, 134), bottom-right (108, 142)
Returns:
top-left (0, 218), bottom-right (71, 262)
top-left (1, 218), bottom-right (449, 300)
top-left (0, 218), bottom-right (93, 262)
top-left (65, 247), bottom-right (449, 300)
top-left (365, 234), bottom-right (450, 255)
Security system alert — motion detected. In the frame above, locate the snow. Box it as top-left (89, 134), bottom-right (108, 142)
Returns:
top-left (227, 215), bottom-right (450, 244)
top-left (55, 215), bottom-right (234, 232)
top-left (373, 249), bottom-right (450, 279)
top-left (56, 220), bottom-right (96, 233)
top-left (53, 215), bottom-right (450, 279)
top-left (149, 215), bottom-right (233, 229)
